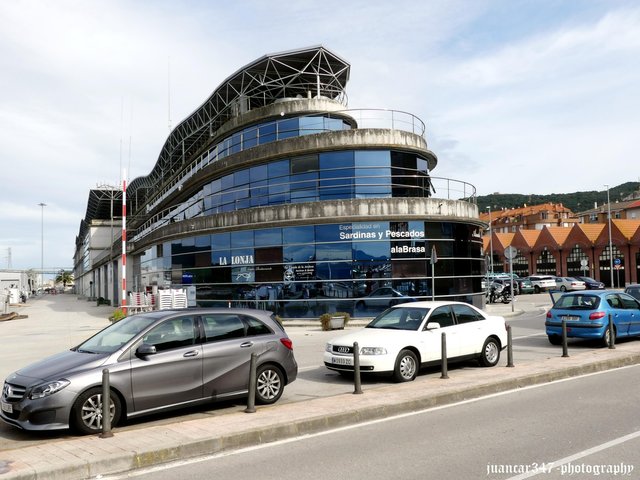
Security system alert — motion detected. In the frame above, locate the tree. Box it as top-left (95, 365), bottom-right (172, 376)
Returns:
top-left (55, 270), bottom-right (74, 287)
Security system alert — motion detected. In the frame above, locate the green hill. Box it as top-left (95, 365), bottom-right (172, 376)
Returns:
top-left (477, 182), bottom-right (640, 213)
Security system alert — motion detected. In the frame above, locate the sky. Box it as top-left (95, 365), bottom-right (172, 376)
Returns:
top-left (1, 0), bottom-right (639, 273)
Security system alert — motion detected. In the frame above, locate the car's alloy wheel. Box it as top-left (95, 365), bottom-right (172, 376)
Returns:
top-left (393, 349), bottom-right (418, 382)
top-left (479, 338), bottom-right (500, 367)
top-left (255, 364), bottom-right (284, 404)
top-left (72, 387), bottom-right (121, 435)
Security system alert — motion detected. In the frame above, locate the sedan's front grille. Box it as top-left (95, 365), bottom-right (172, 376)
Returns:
top-left (3, 382), bottom-right (26, 402)
top-left (331, 345), bottom-right (354, 354)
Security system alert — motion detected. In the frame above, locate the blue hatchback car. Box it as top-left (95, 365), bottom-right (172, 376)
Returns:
top-left (545, 291), bottom-right (640, 346)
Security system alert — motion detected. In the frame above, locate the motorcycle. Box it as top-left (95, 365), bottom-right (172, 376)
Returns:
top-left (488, 280), bottom-right (512, 304)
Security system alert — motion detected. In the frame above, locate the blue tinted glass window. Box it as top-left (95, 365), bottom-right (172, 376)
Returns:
top-left (250, 165), bottom-right (268, 183)
top-left (243, 127), bottom-right (258, 149)
top-left (212, 233), bottom-right (230, 250)
top-left (231, 231), bottom-right (254, 247)
top-left (299, 116), bottom-right (325, 135)
top-left (255, 228), bottom-right (282, 247)
top-left (268, 160), bottom-right (289, 178)
top-left (316, 242), bottom-right (352, 261)
top-left (221, 174), bottom-right (234, 190)
top-left (210, 178), bottom-right (221, 193)
top-left (195, 235), bottom-right (211, 250)
top-left (316, 262), bottom-right (351, 280)
top-left (417, 158), bottom-right (428, 172)
top-left (283, 244), bottom-right (315, 263)
top-left (277, 118), bottom-right (299, 139)
top-left (291, 172), bottom-right (317, 190)
top-left (231, 133), bottom-right (242, 154)
top-left (211, 251), bottom-right (230, 266)
top-left (259, 123), bottom-right (276, 144)
top-left (234, 169), bottom-right (250, 186)
top-left (325, 118), bottom-right (346, 131)
top-left (283, 226), bottom-right (315, 244)
top-left (353, 241), bottom-right (390, 261)
top-left (355, 150), bottom-right (390, 167)
top-left (315, 224), bottom-right (342, 243)
top-left (320, 151), bottom-right (354, 169)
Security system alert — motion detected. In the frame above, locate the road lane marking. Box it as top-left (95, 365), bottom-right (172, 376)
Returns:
top-left (505, 429), bottom-right (640, 479)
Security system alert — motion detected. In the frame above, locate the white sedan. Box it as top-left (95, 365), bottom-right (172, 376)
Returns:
top-left (324, 301), bottom-right (508, 382)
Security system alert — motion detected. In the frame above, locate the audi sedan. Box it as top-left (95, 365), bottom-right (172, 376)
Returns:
top-left (324, 301), bottom-right (508, 382)
top-left (1, 309), bottom-right (297, 434)
top-left (545, 291), bottom-right (640, 346)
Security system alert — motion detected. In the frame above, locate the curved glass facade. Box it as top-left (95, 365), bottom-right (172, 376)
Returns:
top-left (135, 220), bottom-right (484, 317)
top-left (136, 149), bottom-right (432, 239)
top-left (127, 46), bottom-right (484, 317)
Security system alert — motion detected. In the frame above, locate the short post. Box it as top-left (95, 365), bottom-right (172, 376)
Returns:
top-left (608, 314), bottom-right (616, 349)
top-left (506, 324), bottom-right (514, 368)
top-left (99, 369), bottom-right (113, 438)
top-left (561, 320), bottom-right (569, 358)
top-left (244, 353), bottom-right (257, 413)
top-left (440, 332), bottom-right (449, 379)
top-left (353, 342), bottom-right (363, 394)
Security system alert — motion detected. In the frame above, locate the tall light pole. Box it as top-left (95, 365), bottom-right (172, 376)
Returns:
top-left (605, 185), bottom-right (614, 288)
top-left (486, 206), bottom-right (494, 275)
top-left (38, 202), bottom-right (47, 290)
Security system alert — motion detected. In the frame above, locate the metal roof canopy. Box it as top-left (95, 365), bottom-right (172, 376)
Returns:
top-left (76, 188), bottom-right (122, 242)
top-left (128, 45), bottom-right (350, 209)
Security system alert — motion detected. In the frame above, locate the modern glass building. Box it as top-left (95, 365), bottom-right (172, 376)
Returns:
top-left (119, 46), bottom-right (484, 317)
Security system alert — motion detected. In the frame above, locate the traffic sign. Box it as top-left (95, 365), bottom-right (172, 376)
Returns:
top-left (580, 259), bottom-right (588, 267)
top-left (614, 258), bottom-right (621, 266)
top-left (504, 246), bottom-right (517, 260)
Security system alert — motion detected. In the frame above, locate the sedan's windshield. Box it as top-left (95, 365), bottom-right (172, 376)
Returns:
top-left (366, 307), bottom-right (429, 330)
top-left (75, 315), bottom-right (159, 354)
top-left (554, 294), bottom-right (601, 310)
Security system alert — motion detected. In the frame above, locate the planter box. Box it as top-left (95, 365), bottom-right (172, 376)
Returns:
top-left (330, 315), bottom-right (346, 330)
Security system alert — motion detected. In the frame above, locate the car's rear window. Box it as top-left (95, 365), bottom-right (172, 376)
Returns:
top-left (554, 294), bottom-right (601, 309)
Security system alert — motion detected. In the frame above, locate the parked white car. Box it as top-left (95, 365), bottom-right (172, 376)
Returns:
top-left (553, 276), bottom-right (586, 292)
top-left (323, 301), bottom-right (508, 382)
top-left (528, 275), bottom-right (556, 293)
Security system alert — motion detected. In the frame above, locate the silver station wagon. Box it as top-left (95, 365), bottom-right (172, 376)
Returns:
top-left (1, 309), bottom-right (297, 434)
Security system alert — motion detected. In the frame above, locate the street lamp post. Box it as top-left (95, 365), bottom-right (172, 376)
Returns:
top-left (38, 202), bottom-right (47, 290)
top-left (486, 206), bottom-right (494, 275)
top-left (605, 185), bottom-right (614, 288)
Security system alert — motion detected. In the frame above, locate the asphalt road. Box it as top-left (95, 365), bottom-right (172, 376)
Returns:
top-left (110, 364), bottom-right (640, 480)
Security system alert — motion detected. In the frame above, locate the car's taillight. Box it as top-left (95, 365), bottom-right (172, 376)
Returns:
top-left (589, 311), bottom-right (606, 320)
top-left (546, 311), bottom-right (552, 318)
top-left (280, 338), bottom-right (293, 350)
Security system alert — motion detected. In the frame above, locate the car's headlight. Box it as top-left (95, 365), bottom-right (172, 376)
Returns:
top-left (325, 343), bottom-right (332, 353)
top-left (29, 379), bottom-right (70, 399)
top-left (360, 347), bottom-right (387, 355)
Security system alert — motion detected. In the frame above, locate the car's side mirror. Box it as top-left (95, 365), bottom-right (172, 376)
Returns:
top-left (137, 343), bottom-right (157, 356)
top-left (425, 322), bottom-right (441, 330)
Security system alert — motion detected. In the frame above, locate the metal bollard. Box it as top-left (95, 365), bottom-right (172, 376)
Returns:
top-left (440, 332), bottom-right (449, 379)
top-left (99, 369), bottom-right (114, 438)
top-left (561, 320), bottom-right (569, 358)
top-left (506, 324), bottom-right (514, 368)
top-left (608, 314), bottom-right (616, 349)
top-left (244, 353), bottom-right (257, 413)
top-left (353, 342), bottom-right (363, 394)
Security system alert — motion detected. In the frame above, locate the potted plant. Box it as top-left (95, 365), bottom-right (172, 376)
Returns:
top-left (319, 312), bottom-right (351, 331)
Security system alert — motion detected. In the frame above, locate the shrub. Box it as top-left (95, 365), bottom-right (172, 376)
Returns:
top-left (110, 308), bottom-right (126, 323)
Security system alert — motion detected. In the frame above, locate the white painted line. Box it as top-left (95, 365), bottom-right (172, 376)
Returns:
top-left (505, 429), bottom-right (640, 479)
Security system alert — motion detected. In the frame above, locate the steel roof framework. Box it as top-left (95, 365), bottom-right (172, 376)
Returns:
top-left (128, 46), bottom-right (350, 214)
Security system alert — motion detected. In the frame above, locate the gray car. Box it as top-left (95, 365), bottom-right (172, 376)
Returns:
top-left (1, 308), bottom-right (297, 434)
